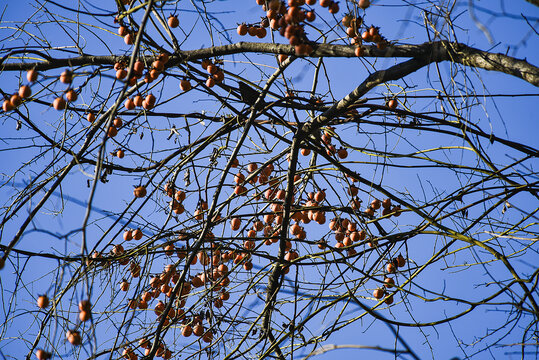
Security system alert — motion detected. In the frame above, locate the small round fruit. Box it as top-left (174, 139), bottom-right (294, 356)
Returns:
top-left (107, 126), bottom-right (118, 137)
top-left (79, 310), bottom-right (91, 322)
top-left (373, 288), bottom-right (384, 299)
top-left (27, 69), bottom-right (38, 82)
top-left (132, 228), bottom-right (143, 240)
top-left (237, 23), bottom-right (248, 36)
top-left (37, 295), bottom-right (49, 309)
top-left (53, 97), bottom-right (67, 110)
top-left (358, 0), bottom-right (370, 9)
top-left (19, 85), bottom-right (31, 99)
top-left (113, 117), bottom-right (123, 128)
top-left (134, 186), bottom-right (147, 198)
top-left (182, 325), bottom-right (193, 337)
top-left (65, 89), bottom-right (78, 102)
top-left (35, 349), bottom-right (51, 360)
top-left (124, 33), bottom-right (134, 45)
top-left (384, 277), bottom-right (395, 288)
top-left (10, 94), bottom-right (22, 107)
top-left (79, 299), bottom-right (91, 312)
top-left (180, 79), bottom-right (191, 91)
top-left (66, 330), bottom-right (82, 345)
top-left (118, 26), bottom-right (128, 36)
top-left (388, 99), bottom-right (398, 109)
top-left (124, 98), bottom-right (135, 110)
top-left (60, 70), bottom-right (73, 84)
top-left (371, 199), bottom-right (381, 210)
top-left (168, 15), bottom-right (179, 28)
top-left (386, 262), bottom-right (396, 273)
top-left (117, 149), bottom-right (125, 158)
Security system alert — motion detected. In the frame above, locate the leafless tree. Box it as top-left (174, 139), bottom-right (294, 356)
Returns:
top-left (0, 1), bottom-right (538, 359)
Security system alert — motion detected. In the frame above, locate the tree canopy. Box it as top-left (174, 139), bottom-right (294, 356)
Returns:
top-left (0, 1), bottom-right (538, 359)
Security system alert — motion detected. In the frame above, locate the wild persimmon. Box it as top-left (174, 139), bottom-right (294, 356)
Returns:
top-left (11, 93), bottom-right (22, 107)
top-left (19, 85), bottom-right (31, 99)
top-left (314, 190), bottom-right (326, 202)
top-left (86, 112), bottom-right (95, 122)
top-left (116, 69), bottom-right (127, 80)
top-left (337, 147), bottom-right (348, 159)
top-left (365, 207), bottom-right (375, 217)
top-left (35, 349), bottom-right (51, 360)
top-left (371, 199), bottom-right (381, 210)
top-left (107, 126), bottom-right (117, 137)
top-left (382, 198), bottom-right (392, 209)
top-left (124, 98), bottom-right (135, 110)
top-left (182, 325), bottom-right (193, 337)
top-left (134, 186), bottom-right (147, 198)
top-left (65, 89), bottom-right (77, 102)
top-left (385, 294), bottom-right (394, 305)
top-left (361, 31), bottom-right (372, 42)
top-left (132, 228), bottom-right (142, 240)
top-left (237, 23), bottom-right (248, 36)
top-left (373, 288), bottom-right (384, 299)
top-left (53, 97), bottom-right (67, 110)
top-left (234, 185), bottom-right (247, 196)
top-left (79, 310), bottom-right (91, 322)
top-left (66, 330), bottom-right (82, 345)
top-left (206, 76), bottom-right (215, 88)
top-left (319, 0), bottom-right (331, 7)
top-left (358, 0), bottom-right (370, 9)
top-left (118, 26), bottom-right (128, 36)
top-left (256, 27), bottom-right (267, 38)
top-left (230, 217), bottom-right (241, 231)
top-left (37, 295), bottom-right (49, 309)
top-left (133, 60), bottom-right (144, 74)
top-left (384, 277), bottom-right (395, 288)
top-left (168, 15), bottom-right (179, 28)
top-left (27, 69), bottom-right (38, 82)
top-left (120, 279), bottom-right (130, 291)
top-left (152, 60), bottom-right (164, 72)
top-left (113, 117), bottom-right (123, 128)
top-left (388, 99), bottom-right (398, 109)
top-left (60, 70), bottom-right (73, 84)
top-left (180, 79), bottom-right (191, 91)
top-left (386, 262), bottom-right (396, 273)
top-left (124, 33), bottom-right (134, 45)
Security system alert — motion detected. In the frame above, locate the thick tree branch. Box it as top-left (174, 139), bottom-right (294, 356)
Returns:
top-left (2, 41), bottom-right (537, 86)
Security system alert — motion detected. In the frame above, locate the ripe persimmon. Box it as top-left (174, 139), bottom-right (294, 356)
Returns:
top-left (237, 23), bottom-right (248, 36)
top-left (180, 79), bottom-right (191, 91)
top-left (168, 15), bottom-right (179, 28)
top-left (358, 0), bottom-right (370, 9)
top-left (66, 330), bottom-right (82, 345)
top-left (134, 186), bottom-right (147, 198)
top-left (132, 228), bottom-right (142, 240)
top-left (60, 70), bottom-right (72, 84)
top-left (19, 85), bottom-right (31, 99)
top-left (53, 97), bottom-right (67, 110)
top-left (37, 295), bottom-right (49, 309)
top-left (27, 69), bottom-right (38, 82)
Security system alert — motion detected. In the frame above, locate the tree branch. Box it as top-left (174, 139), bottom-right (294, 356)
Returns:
top-left (2, 41), bottom-right (538, 86)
